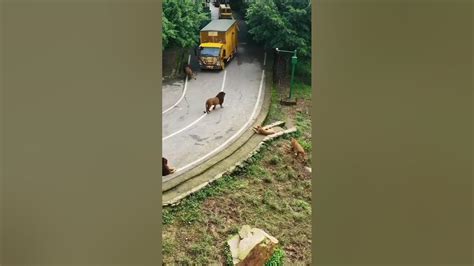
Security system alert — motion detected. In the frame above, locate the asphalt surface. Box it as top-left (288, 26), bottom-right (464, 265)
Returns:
top-left (162, 6), bottom-right (265, 180)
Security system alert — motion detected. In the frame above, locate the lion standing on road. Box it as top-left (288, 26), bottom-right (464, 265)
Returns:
top-left (204, 91), bottom-right (226, 114)
top-left (184, 64), bottom-right (196, 81)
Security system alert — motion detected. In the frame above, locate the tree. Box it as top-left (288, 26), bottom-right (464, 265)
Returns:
top-left (162, 12), bottom-right (176, 50)
top-left (245, 0), bottom-right (311, 58)
top-left (162, 0), bottom-right (210, 49)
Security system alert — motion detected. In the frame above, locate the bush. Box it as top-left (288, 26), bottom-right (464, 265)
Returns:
top-left (295, 59), bottom-right (311, 85)
top-left (265, 248), bottom-right (285, 266)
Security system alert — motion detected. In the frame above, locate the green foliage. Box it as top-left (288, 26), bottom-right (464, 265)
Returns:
top-left (162, 12), bottom-right (174, 49)
top-left (223, 244), bottom-right (234, 265)
top-left (246, 0), bottom-right (311, 58)
top-left (265, 248), bottom-right (285, 266)
top-left (163, 0), bottom-right (210, 49)
top-left (295, 59), bottom-right (312, 84)
top-left (229, 0), bottom-right (246, 12)
top-left (298, 138), bottom-right (312, 152)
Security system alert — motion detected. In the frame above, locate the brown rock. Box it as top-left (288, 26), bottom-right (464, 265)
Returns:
top-left (227, 225), bottom-right (279, 265)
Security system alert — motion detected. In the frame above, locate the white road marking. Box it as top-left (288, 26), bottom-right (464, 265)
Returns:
top-left (172, 69), bottom-right (265, 174)
top-left (162, 54), bottom-right (192, 114)
top-left (263, 52), bottom-right (267, 66)
top-left (220, 70), bottom-right (227, 92)
top-left (162, 70), bottom-right (227, 141)
top-left (162, 113), bottom-right (207, 141)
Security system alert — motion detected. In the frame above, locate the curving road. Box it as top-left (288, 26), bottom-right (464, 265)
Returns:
top-left (162, 7), bottom-right (265, 181)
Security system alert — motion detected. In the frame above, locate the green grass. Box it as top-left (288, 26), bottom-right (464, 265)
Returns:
top-left (296, 112), bottom-right (311, 132)
top-left (189, 234), bottom-right (214, 264)
top-left (162, 239), bottom-right (175, 255)
top-left (268, 155), bottom-right (282, 165)
top-left (162, 174), bottom-right (244, 226)
top-left (298, 138), bottom-right (312, 152)
top-left (292, 79), bottom-right (312, 100)
top-left (223, 244), bottom-right (234, 265)
top-left (265, 248), bottom-right (286, 266)
top-left (266, 85), bottom-right (287, 124)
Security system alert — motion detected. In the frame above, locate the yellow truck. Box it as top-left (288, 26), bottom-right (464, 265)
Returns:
top-left (218, 4), bottom-right (233, 19)
top-left (197, 19), bottom-right (238, 70)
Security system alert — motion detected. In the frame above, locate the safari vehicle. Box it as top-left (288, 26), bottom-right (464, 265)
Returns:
top-left (197, 19), bottom-right (238, 70)
top-left (218, 4), bottom-right (233, 19)
top-left (213, 0), bottom-right (229, 8)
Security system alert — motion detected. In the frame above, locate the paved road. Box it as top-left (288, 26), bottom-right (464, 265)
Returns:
top-left (162, 7), bottom-right (266, 181)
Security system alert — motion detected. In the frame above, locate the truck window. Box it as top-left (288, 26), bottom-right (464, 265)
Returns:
top-left (200, 47), bottom-right (220, 57)
top-left (223, 49), bottom-right (226, 57)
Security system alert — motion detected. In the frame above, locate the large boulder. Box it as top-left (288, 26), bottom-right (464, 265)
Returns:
top-left (227, 225), bottom-right (279, 266)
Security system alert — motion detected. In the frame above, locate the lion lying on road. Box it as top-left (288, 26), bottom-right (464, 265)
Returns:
top-left (204, 91), bottom-right (226, 114)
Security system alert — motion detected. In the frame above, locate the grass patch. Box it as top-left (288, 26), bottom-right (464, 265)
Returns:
top-left (189, 234), bottom-right (214, 264)
top-left (296, 112), bottom-right (311, 133)
top-left (275, 172), bottom-right (288, 182)
top-left (268, 155), bottom-right (282, 165)
top-left (292, 79), bottom-right (312, 100)
top-left (263, 176), bottom-right (273, 183)
top-left (246, 163), bottom-right (268, 180)
top-left (265, 85), bottom-right (287, 124)
top-left (223, 244), bottom-right (234, 265)
top-left (291, 199), bottom-right (311, 214)
top-left (298, 138), bottom-right (312, 152)
top-left (162, 239), bottom-right (175, 255)
top-left (263, 190), bottom-right (283, 212)
top-left (265, 248), bottom-right (286, 266)
top-left (162, 174), bottom-right (244, 226)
